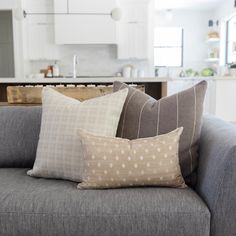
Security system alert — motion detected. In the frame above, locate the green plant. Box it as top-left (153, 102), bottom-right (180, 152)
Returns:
top-left (230, 63), bottom-right (236, 68)
top-left (201, 68), bottom-right (214, 77)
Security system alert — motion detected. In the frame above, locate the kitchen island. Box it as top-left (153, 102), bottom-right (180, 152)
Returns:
top-left (1, 76), bottom-right (236, 123)
top-left (0, 77), bottom-right (171, 105)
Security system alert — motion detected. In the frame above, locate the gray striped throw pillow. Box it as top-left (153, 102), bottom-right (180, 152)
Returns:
top-left (113, 81), bottom-right (207, 185)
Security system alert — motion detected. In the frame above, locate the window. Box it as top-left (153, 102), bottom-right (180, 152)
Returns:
top-left (154, 27), bottom-right (183, 67)
top-left (226, 15), bottom-right (236, 64)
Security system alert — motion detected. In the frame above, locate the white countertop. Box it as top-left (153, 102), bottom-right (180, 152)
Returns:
top-left (0, 76), bottom-right (235, 84)
top-left (0, 77), bottom-right (172, 84)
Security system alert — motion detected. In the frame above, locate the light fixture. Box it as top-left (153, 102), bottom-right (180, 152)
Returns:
top-left (165, 9), bottom-right (173, 21)
top-left (111, 8), bottom-right (122, 21)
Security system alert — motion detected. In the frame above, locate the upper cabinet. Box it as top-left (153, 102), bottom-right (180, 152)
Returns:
top-left (118, 23), bottom-right (148, 59)
top-left (22, 0), bottom-right (152, 57)
top-left (53, 0), bottom-right (118, 44)
top-left (22, 0), bottom-right (59, 60)
top-left (26, 15), bottom-right (59, 60)
top-left (23, 0), bottom-right (54, 14)
top-left (53, 0), bottom-right (68, 14)
top-left (68, 0), bottom-right (116, 14)
top-left (53, 0), bottom-right (116, 14)
top-left (117, 0), bottom-right (151, 59)
top-left (54, 15), bottom-right (117, 44)
top-left (120, 0), bottom-right (149, 23)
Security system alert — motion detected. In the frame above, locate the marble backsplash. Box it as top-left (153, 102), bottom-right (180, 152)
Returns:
top-left (28, 45), bottom-right (152, 77)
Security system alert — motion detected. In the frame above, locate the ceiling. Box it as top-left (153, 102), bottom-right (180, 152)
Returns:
top-left (155, 0), bottom-right (225, 10)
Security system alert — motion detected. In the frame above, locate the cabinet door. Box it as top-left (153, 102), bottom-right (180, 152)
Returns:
top-left (215, 80), bottom-right (236, 122)
top-left (53, 0), bottom-right (68, 14)
top-left (68, 0), bottom-right (116, 14)
top-left (117, 23), bottom-right (133, 59)
top-left (121, 3), bottom-right (148, 23)
top-left (27, 16), bottom-right (59, 60)
top-left (55, 15), bottom-right (117, 44)
top-left (167, 80), bottom-right (215, 115)
top-left (23, 0), bottom-right (54, 14)
top-left (133, 23), bottom-right (148, 58)
top-left (118, 23), bottom-right (148, 59)
top-left (24, 0), bottom-right (67, 14)
top-left (117, 0), bottom-right (150, 59)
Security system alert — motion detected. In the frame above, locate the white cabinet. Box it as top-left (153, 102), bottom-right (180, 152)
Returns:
top-left (215, 80), bottom-right (236, 122)
top-left (121, 1), bottom-right (148, 23)
top-left (53, 0), bottom-right (68, 14)
top-left (23, 0), bottom-right (67, 14)
top-left (54, 15), bottom-right (117, 44)
top-left (23, 0), bottom-right (52, 14)
top-left (68, 0), bottom-right (116, 14)
top-left (166, 79), bottom-right (215, 115)
top-left (118, 23), bottom-right (148, 59)
top-left (53, 0), bottom-right (118, 44)
top-left (27, 16), bottom-right (59, 60)
top-left (117, 0), bottom-right (150, 59)
top-left (166, 78), bottom-right (236, 123)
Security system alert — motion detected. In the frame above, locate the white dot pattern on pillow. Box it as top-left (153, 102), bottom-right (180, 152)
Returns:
top-left (78, 128), bottom-right (186, 189)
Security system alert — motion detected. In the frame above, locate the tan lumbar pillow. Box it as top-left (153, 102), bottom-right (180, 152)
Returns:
top-left (27, 87), bottom-right (128, 182)
top-left (77, 128), bottom-right (186, 189)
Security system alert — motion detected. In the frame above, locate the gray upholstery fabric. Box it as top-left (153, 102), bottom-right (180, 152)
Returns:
top-left (113, 81), bottom-right (207, 185)
top-left (197, 115), bottom-right (236, 236)
top-left (0, 168), bottom-right (210, 236)
top-left (0, 107), bottom-right (41, 168)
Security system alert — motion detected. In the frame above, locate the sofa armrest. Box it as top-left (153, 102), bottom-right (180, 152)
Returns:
top-left (196, 115), bottom-right (236, 236)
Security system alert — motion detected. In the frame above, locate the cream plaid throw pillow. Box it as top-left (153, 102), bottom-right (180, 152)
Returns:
top-left (28, 87), bottom-right (128, 182)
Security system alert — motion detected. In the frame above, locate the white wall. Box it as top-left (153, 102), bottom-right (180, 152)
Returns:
top-left (213, 0), bottom-right (236, 65)
top-left (155, 9), bottom-right (214, 77)
top-left (214, 0), bottom-right (235, 21)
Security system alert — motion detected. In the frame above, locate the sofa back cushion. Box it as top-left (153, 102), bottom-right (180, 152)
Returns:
top-left (113, 81), bottom-right (207, 185)
top-left (0, 106), bottom-right (41, 168)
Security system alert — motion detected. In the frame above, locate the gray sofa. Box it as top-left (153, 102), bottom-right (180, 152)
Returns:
top-left (0, 107), bottom-right (235, 236)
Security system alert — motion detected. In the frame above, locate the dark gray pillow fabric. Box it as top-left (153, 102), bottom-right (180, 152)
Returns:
top-left (0, 106), bottom-right (42, 168)
top-left (113, 81), bottom-right (207, 185)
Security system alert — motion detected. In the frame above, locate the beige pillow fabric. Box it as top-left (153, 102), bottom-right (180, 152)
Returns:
top-left (78, 128), bottom-right (186, 189)
top-left (27, 87), bottom-right (128, 182)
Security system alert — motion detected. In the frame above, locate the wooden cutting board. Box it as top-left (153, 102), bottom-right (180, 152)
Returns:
top-left (7, 85), bottom-right (144, 104)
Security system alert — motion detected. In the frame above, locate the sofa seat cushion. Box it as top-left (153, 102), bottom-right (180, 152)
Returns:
top-left (0, 169), bottom-right (210, 236)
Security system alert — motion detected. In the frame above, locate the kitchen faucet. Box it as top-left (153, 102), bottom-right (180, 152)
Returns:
top-left (73, 54), bottom-right (78, 78)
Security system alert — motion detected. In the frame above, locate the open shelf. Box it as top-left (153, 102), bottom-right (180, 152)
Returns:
top-left (206, 58), bottom-right (219, 62)
top-left (206, 37), bottom-right (220, 43)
